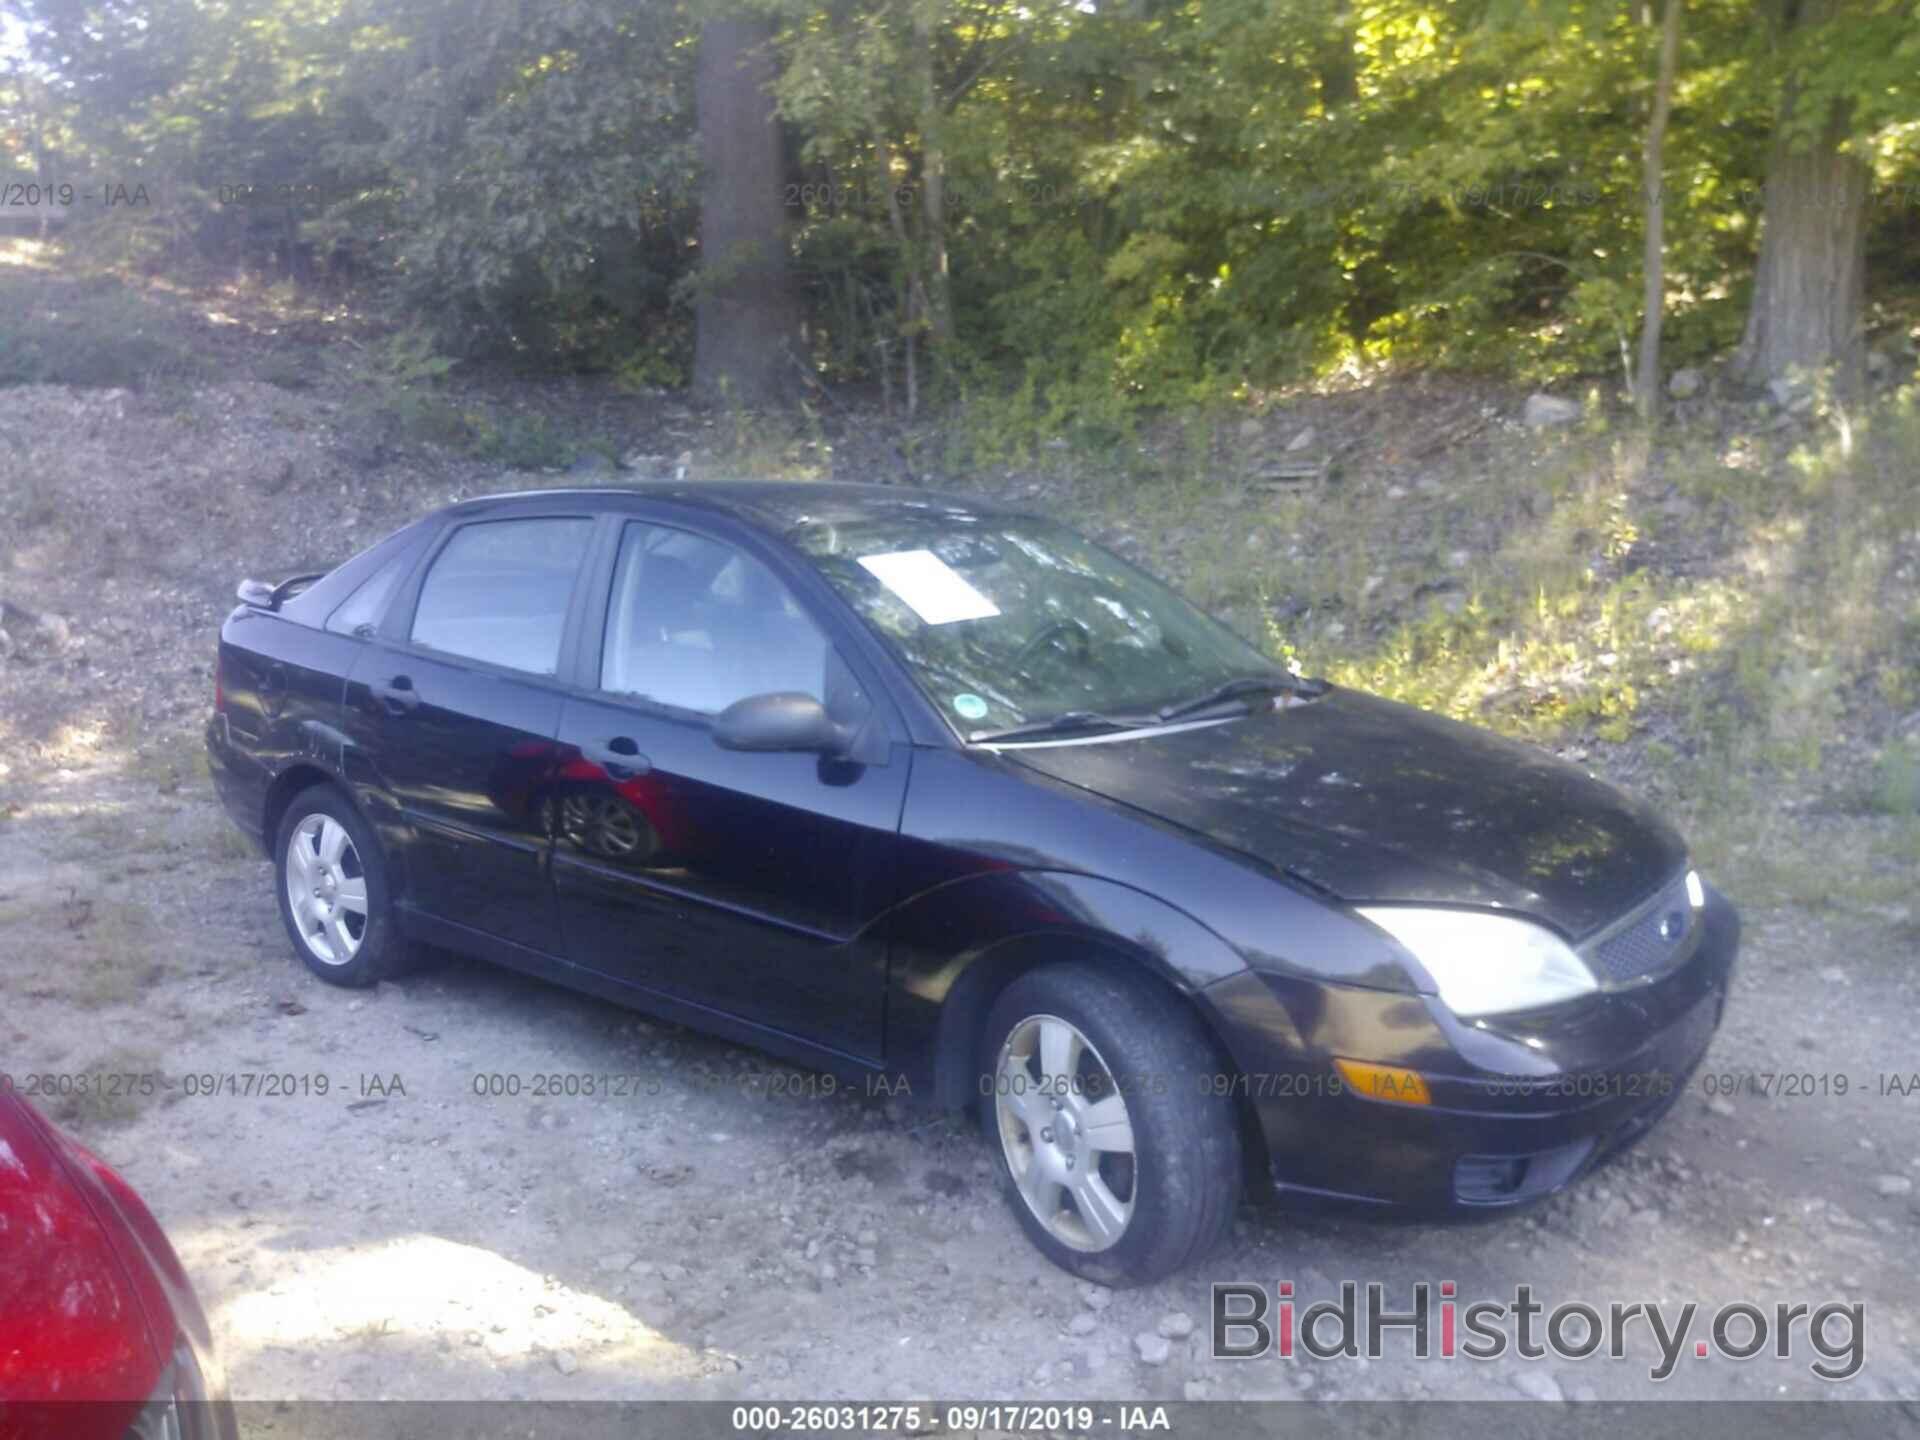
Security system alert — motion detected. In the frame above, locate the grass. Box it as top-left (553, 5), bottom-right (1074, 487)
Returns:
top-left (127, 729), bottom-right (211, 797)
top-left (43, 1044), bottom-right (166, 1130)
top-left (1047, 372), bottom-right (1920, 926)
top-left (1, 891), bottom-right (171, 1008)
top-left (0, 272), bottom-right (209, 389)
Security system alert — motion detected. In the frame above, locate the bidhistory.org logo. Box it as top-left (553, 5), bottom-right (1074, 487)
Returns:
top-left (1211, 1281), bottom-right (1865, 1382)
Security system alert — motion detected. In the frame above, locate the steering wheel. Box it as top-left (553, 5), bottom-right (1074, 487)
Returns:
top-left (1010, 618), bottom-right (1094, 676)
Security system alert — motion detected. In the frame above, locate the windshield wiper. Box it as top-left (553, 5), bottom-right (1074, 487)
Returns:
top-left (1155, 674), bottom-right (1295, 724)
top-left (968, 709), bottom-right (1158, 744)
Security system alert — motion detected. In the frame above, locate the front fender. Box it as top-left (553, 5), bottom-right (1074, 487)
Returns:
top-left (879, 868), bottom-right (1250, 1105)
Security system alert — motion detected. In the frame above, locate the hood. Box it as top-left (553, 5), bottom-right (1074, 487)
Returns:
top-left (1002, 687), bottom-right (1686, 939)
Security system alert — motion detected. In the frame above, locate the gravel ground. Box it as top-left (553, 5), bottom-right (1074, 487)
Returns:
top-left (2, 378), bottom-right (1918, 1411)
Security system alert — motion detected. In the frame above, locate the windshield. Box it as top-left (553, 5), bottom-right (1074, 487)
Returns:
top-left (790, 511), bottom-right (1285, 738)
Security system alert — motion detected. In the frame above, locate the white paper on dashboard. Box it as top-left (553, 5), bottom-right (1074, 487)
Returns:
top-left (856, 549), bottom-right (1001, 625)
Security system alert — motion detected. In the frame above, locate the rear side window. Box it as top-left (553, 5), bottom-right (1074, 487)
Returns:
top-left (410, 517), bottom-right (593, 674)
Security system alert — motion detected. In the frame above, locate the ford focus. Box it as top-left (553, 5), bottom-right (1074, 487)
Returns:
top-left (206, 482), bottom-right (1738, 1285)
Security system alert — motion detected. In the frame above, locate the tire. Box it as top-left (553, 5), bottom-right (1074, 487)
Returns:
top-left (980, 963), bottom-right (1242, 1286)
top-left (272, 783), bottom-right (403, 987)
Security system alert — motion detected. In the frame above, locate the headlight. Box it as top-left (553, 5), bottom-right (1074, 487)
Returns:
top-left (1356, 906), bottom-right (1598, 1017)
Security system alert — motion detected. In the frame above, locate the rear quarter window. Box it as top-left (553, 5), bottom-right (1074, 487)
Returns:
top-left (325, 547), bottom-right (414, 636)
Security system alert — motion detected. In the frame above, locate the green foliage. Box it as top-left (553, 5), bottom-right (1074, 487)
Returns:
top-left (7, 0), bottom-right (1918, 409)
top-left (0, 275), bottom-right (206, 388)
top-left (1870, 741), bottom-right (1920, 818)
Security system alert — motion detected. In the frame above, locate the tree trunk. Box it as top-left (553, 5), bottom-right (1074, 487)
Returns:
top-left (1735, 0), bottom-right (1870, 394)
top-left (1316, 6), bottom-right (1359, 112)
top-left (914, 2), bottom-right (951, 348)
top-left (1634, 0), bottom-right (1681, 421)
top-left (693, 16), bottom-right (801, 407)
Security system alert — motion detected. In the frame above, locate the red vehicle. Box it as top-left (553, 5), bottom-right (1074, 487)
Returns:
top-left (0, 1090), bottom-right (235, 1440)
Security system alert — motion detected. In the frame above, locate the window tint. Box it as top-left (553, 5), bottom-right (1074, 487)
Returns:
top-left (326, 546), bottom-right (413, 636)
top-left (410, 517), bottom-right (592, 674)
top-left (601, 523), bottom-right (855, 718)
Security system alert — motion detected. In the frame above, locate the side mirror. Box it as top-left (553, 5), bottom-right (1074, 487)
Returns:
top-left (713, 692), bottom-right (846, 754)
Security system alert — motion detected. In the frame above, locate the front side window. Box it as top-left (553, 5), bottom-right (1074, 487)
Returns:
top-left (790, 513), bottom-right (1282, 736)
top-left (409, 517), bottom-right (593, 674)
top-left (601, 523), bottom-right (858, 718)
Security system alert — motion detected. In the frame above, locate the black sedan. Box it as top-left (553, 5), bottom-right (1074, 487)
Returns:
top-left (206, 482), bottom-right (1738, 1285)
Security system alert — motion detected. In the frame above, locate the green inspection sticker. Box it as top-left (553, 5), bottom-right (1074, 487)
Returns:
top-left (952, 693), bottom-right (989, 721)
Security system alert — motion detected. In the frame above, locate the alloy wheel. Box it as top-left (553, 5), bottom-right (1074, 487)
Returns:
top-left (284, 813), bottom-right (368, 966)
top-left (993, 1013), bottom-right (1138, 1252)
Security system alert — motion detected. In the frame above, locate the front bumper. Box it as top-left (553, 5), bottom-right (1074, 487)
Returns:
top-left (1202, 884), bottom-right (1740, 1215)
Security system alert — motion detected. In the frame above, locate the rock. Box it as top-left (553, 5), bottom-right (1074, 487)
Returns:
top-left (1183, 1380), bottom-right (1211, 1401)
top-left (1286, 426), bottom-right (1317, 452)
top-left (597, 1252), bottom-right (635, 1274)
top-left (856, 1229), bottom-right (879, 1247)
top-left (1069, 1312), bottom-right (1098, 1336)
top-left (1512, 1369), bottom-right (1563, 1402)
top-left (1523, 393), bottom-right (1581, 428)
top-left (1706, 1097), bottom-right (1736, 1118)
top-left (1134, 1333), bottom-right (1172, 1366)
top-left (1080, 1282), bottom-right (1113, 1312)
top-left (1668, 367), bottom-right (1703, 399)
top-left (818, 1261), bottom-right (838, 1282)
top-left (552, 1349), bottom-right (579, 1376)
top-left (1157, 1311), bottom-right (1195, 1340)
top-left (1385, 484), bottom-right (1408, 500)
top-left (1875, 1175), bottom-right (1913, 1197)
top-left (1567, 1383), bottom-right (1601, 1403)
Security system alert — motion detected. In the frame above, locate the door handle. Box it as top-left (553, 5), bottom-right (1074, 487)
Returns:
top-left (582, 735), bottom-right (650, 779)
top-left (372, 674), bottom-right (419, 715)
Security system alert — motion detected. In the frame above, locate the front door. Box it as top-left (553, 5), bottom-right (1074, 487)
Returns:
top-left (551, 519), bottom-right (908, 1061)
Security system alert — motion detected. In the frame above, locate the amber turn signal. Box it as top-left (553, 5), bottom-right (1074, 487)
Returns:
top-left (1334, 1058), bottom-right (1432, 1105)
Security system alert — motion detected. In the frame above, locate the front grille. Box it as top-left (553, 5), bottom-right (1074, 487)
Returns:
top-left (1584, 873), bottom-right (1697, 985)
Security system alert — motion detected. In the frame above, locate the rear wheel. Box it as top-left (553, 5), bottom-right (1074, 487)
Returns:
top-left (981, 964), bottom-right (1242, 1286)
top-left (273, 785), bottom-right (401, 987)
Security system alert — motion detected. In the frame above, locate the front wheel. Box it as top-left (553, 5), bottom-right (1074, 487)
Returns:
top-left (273, 784), bottom-right (402, 987)
top-left (981, 964), bottom-right (1242, 1286)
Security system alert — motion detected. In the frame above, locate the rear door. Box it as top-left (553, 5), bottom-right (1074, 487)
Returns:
top-left (551, 515), bottom-right (910, 1060)
top-left (343, 511), bottom-right (598, 955)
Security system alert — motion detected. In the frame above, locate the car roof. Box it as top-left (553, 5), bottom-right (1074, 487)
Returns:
top-left (449, 479), bottom-right (1025, 535)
